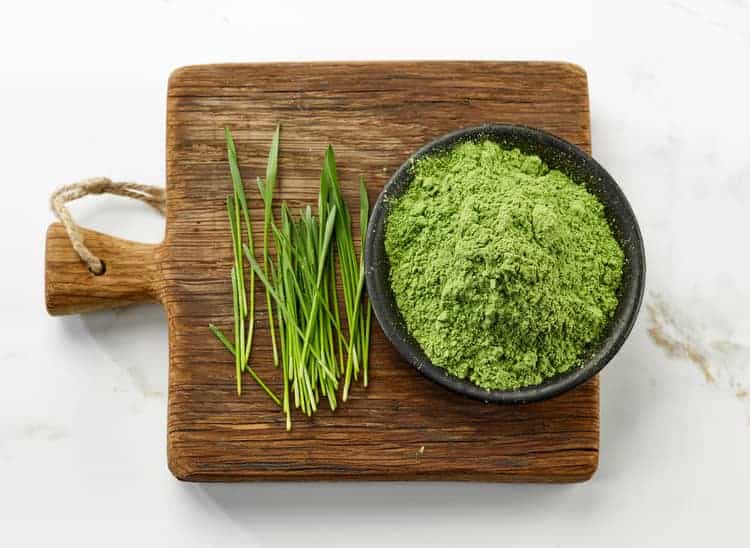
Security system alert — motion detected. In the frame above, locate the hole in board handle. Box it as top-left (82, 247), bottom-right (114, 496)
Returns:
top-left (88, 260), bottom-right (107, 276)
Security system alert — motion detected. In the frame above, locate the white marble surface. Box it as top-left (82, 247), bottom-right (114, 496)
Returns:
top-left (1, 0), bottom-right (749, 546)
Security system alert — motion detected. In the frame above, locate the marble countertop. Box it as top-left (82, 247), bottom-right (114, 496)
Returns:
top-left (1, 0), bottom-right (748, 546)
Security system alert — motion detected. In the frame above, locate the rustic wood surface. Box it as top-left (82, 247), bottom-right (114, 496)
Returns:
top-left (45, 223), bottom-right (164, 315)
top-left (46, 61), bottom-right (599, 482)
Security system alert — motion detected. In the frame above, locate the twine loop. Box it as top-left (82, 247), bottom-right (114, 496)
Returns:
top-left (50, 177), bottom-right (165, 274)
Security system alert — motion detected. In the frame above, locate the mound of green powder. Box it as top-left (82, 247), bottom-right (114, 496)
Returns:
top-left (385, 140), bottom-right (624, 391)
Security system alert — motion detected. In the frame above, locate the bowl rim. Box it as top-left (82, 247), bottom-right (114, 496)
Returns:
top-left (364, 123), bottom-right (646, 404)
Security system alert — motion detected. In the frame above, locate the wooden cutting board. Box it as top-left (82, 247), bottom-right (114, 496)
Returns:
top-left (46, 61), bottom-right (599, 482)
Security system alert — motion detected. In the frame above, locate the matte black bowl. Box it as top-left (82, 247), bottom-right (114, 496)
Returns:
top-left (364, 124), bottom-right (645, 404)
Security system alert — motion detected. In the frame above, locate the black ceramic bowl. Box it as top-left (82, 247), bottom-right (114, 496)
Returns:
top-left (364, 124), bottom-right (645, 404)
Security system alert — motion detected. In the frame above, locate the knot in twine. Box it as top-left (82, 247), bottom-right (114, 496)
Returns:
top-left (50, 177), bottom-right (166, 274)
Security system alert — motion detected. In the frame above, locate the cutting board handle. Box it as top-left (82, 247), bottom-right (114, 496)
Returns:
top-left (45, 223), bottom-right (163, 316)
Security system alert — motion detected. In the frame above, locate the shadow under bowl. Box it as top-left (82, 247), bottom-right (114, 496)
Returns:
top-left (364, 123), bottom-right (646, 404)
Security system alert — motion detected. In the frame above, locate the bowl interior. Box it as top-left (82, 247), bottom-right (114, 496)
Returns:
top-left (364, 124), bottom-right (645, 404)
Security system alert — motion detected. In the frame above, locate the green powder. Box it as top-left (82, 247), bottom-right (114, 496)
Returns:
top-left (385, 140), bottom-right (624, 390)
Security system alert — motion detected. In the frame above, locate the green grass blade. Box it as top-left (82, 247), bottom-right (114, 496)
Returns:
top-left (224, 128), bottom-right (255, 369)
top-left (231, 266), bottom-right (241, 396)
top-left (359, 176), bottom-right (372, 387)
top-left (316, 204), bottom-right (337, 284)
top-left (260, 127), bottom-right (281, 369)
top-left (225, 127), bottom-right (253, 244)
top-left (209, 324), bottom-right (281, 406)
top-left (359, 176), bottom-right (369, 246)
top-left (209, 323), bottom-right (234, 353)
top-left (266, 124), bottom-right (280, 193)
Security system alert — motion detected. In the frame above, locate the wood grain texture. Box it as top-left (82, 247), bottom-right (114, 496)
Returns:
top-left (48, 61), bottom-right (599, 482)
top-left (45, 223), bottom-right (163, 315)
